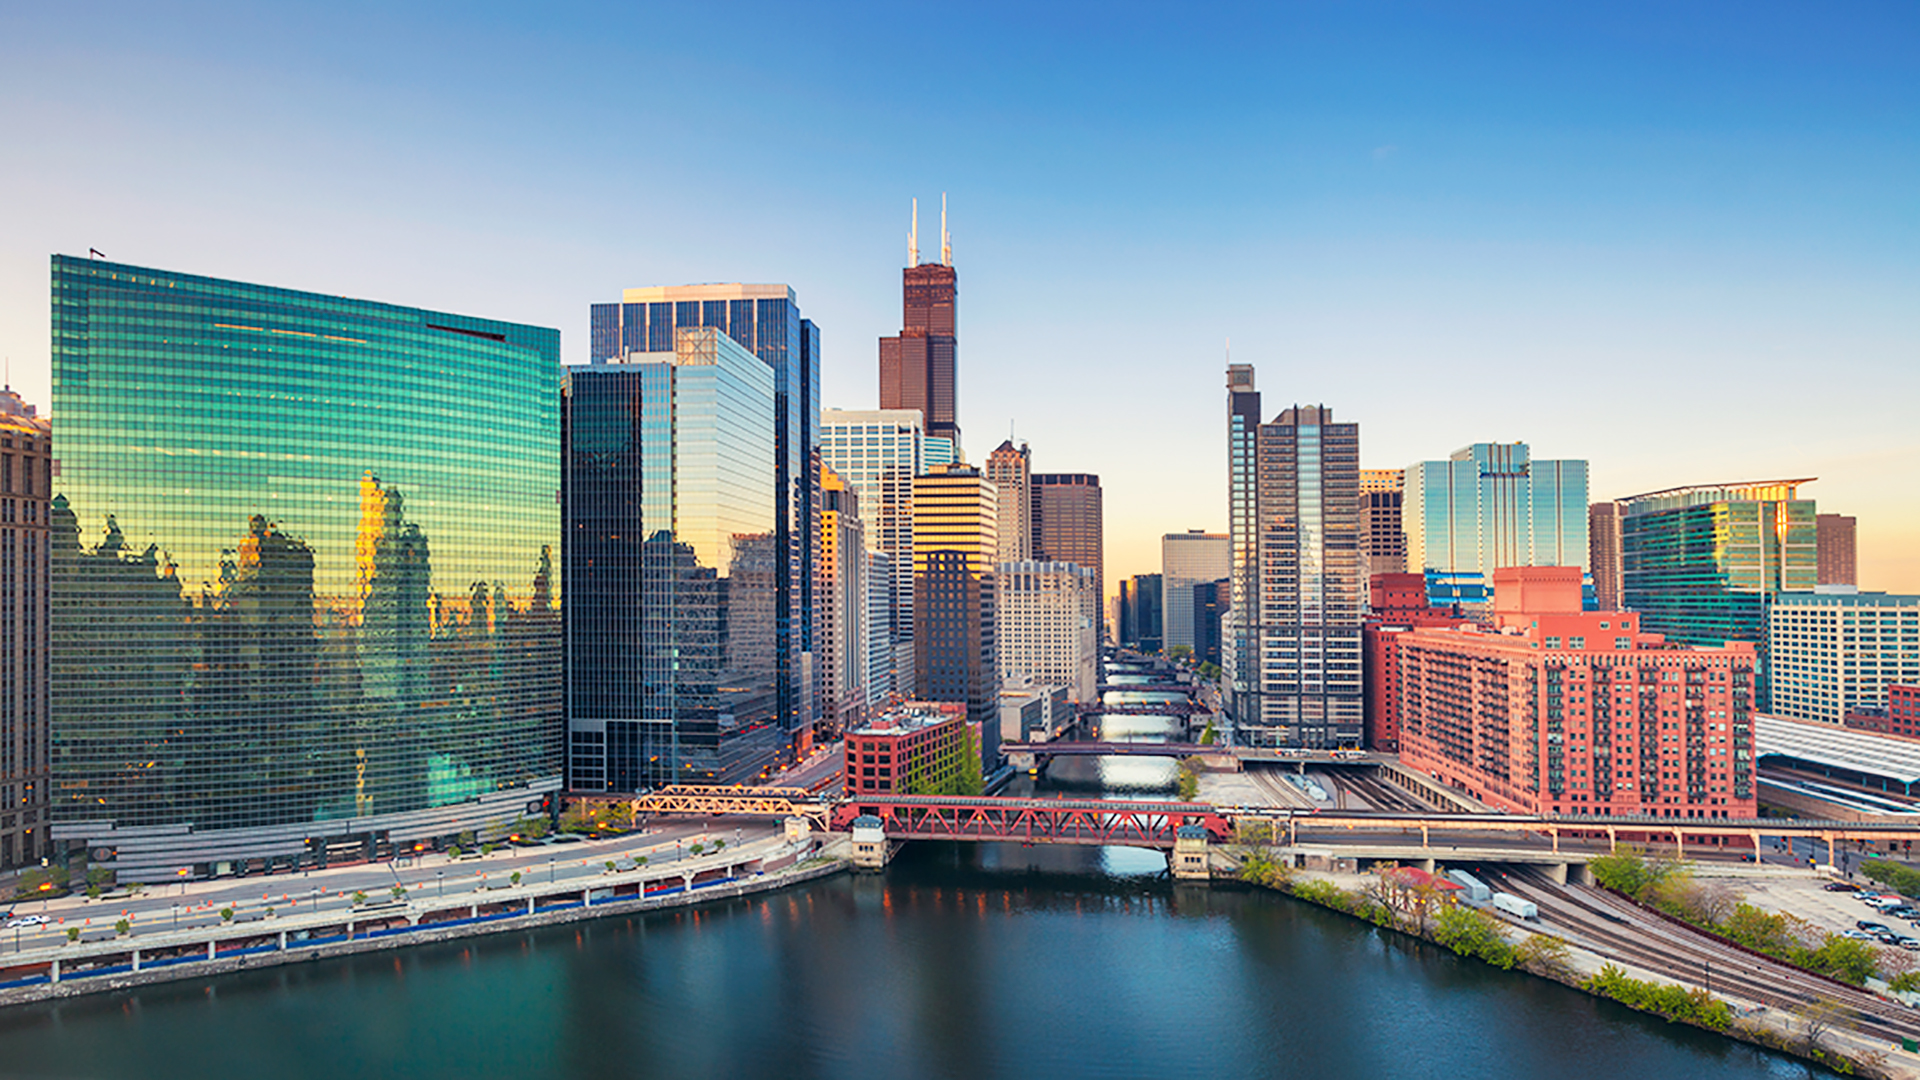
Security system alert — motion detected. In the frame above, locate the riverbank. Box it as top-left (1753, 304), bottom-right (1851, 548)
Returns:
top-left (1218, 848), bottom-right (1910, 1079)
top-left (0, 840), bottom-right (851, 1009)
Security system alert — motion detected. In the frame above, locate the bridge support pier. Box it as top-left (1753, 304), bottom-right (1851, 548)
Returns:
top-left (1544, 863), bottom-right (1568, 886)
top-left (851, 815), bottom-right (892, 871)
top-left (1171, 826), bottom-right (1211, 882)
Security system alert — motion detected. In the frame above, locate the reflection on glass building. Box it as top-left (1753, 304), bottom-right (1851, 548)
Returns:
top-left (1403, 442), bottom-right (1590, 616)
top-left (1620, 479), bottom-right (1817, 710)
top-left (589, 285), bottom-right (819, 756)
top-left (49, 256), bottom-right (562, 880)
top-left (565, 328), bottom-right (782, 789)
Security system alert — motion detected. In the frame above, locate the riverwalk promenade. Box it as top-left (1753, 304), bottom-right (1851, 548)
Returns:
top-left (0, 833), bottom-right (850, 1008)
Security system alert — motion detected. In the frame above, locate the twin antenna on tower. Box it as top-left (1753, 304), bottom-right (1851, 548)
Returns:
top-left (907, 195), bottom-right (952, 267)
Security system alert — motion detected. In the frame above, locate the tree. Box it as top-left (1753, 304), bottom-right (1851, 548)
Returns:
top-left (1515, 933), bottom-right (1574, 979)
top-left (1791, 997), bottom-right (1844, 1057)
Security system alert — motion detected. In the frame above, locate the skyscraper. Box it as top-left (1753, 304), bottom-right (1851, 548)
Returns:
top-left (1817, 513), bottom-right (1858, 586)
top-left (565, 328), bottom-right (781, 788)
top-left (1030, 472), bottom-right (1103, 635)
top-left (1131, 573), bottom-right (1164, 653)
top-left (880, 199), bottom-right (960, 445)
top-left (1589, 500), bottom-right (1624, 612)
top-left (51, 256), bottom-right (562, 880)
top-left (1769, 590), bottom-right (1920, 726)
top-left (985, 440), bottom-right (1032, 565)
top-left (1161, 530), bottom-right (1229, 655)
top-left (997, 560), bottom-right (1098, 704)
top-left (1, 387), bottom-right (49, 870)
top-left (822, 407), bottom-right (929, 695)
top-left (1358, 468), bottom-right (1406, 576)
top-left (1403, 442), bottom-right (1589, 615)
top-left (1224, 364), bottom-right (1261, 724)
top-left (589, 283), bottom-right (821, 746)
top-left (1191, 578), bottom-right (1229, 669)
top-left (820, 464), bottom-right (871, 737)
top-left (1247, 404), bottom-right (1364, 748)
top-left (1620, 479), bottom-right (1817, 710)
top-left (912, 464), bottom-right (998, 765)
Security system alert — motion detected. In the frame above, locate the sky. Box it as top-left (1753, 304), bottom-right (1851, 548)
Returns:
top-left (1, 2), bottom-right (1915, 599)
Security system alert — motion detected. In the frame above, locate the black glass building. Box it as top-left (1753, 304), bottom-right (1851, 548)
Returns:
top-left (564, 328), bottom-right (783, 789)
top-left (588, 285), bottom-right (820, 762)
top-left (49, 256), bottom-right (562, 880)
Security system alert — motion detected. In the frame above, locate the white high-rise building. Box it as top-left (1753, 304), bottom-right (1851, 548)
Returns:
top-left (822, 408), bottom-right (928, 696)
top-left (1161, 530), bottom-right (1229, 655)
top-left (996, 561), bottom-right (1098, 705)
top-left (1768, 589), bottom-right (1920, 725)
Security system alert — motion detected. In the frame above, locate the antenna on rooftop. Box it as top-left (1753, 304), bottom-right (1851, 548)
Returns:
top-left (940, 193), bottom-right (951, 266)
top-left (908, 198), bottom-right (920, 267)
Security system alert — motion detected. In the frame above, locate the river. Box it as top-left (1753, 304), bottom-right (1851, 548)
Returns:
top-left (0, 707), bottom-right (1828, 1078)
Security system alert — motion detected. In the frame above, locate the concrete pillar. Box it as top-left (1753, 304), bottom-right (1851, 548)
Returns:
top-left (1675, 831), bottom-right (1684, 860)
top-left (1551, 829), bottom-right (1560, 854)
top-left (469, 904), bottom-right (477, 919)
top-left (1607, 827), bottom-right (1617, 854)
top-left (1545, 863), bottom-right (1568, 885)
top-left (526, 897), bottom-right (534, 916)
top-left (278, 931), bottom-right (287, 951)
top-left (131, 949), bottom-right (141, 973)
top-left (1570, 862), bottom-right (1593, 886)
top-left (207, 941), bottom-right (216, 960)
top-left (1420, 824), bottom-right (1429, 849)
top-left (49, 959), bottom-right (59, 984)
top-left (1420, 858), bottom-right (1436, 874)
top-left (1827, 833), bottom-right (1837, 867)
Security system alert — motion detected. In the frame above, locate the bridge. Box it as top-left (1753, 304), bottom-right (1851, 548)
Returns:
top-left (829, 795), bottom-right (1230, 849)
top-left (1001, 741), bottom-right (1216, 759)
top-left (568, 786), bottom-right (1920, 874)
top-left (1080, 700), bottom-right (1213, 717)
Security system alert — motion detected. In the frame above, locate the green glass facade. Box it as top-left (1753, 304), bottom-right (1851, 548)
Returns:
top-left (49, 256), bottom-right (561, 876)
top-left (1620, 481), bottom-right (1816, 709)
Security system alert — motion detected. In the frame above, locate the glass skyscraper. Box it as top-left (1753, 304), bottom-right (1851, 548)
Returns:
top-left (1620, 479), bottom-right (1817, 708)
top-left (822, 407), bottom-right (929, 697)
top-left (565, 328), bottom-right (780, 789)
top-left (1403, 442), bottom-right (1589, 614)
top-left (49, 256), bottom-right (562, 880)
top-left (590, 286), bottom-right (819, 750)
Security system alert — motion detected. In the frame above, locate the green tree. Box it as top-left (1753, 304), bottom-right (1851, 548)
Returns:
top-left (1431, 905), bottom-right (1517, 968)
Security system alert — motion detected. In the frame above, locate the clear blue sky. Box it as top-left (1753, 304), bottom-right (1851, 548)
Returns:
top-left (2, 2), bottom-right (1914, 593)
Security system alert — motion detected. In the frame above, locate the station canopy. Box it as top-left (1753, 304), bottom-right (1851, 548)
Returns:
top-left (1755, 713), bottom-right (1920, 788)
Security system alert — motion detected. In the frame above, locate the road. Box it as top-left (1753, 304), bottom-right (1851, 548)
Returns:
top-left (3, 818), bottom-right (780, 956)
top-left (776, 741), bottom-right (845, 795)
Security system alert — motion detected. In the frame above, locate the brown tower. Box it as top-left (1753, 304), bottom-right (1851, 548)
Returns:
top-left (880, 198), bottom-right (960, 445)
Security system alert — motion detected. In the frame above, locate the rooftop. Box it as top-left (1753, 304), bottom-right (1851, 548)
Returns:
top-left (850, 702), bottom-right (966, 737)
top-left (1756, 713), bottom-right (1920, 788)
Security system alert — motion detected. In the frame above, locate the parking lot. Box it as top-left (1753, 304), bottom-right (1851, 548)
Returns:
top-left (1737, 872), bottom-right (1920, 945)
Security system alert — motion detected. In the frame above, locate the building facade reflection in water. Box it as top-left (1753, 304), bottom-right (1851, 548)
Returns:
top-left (48, 256), bottom-right (563, 879)
top-left (565, 327), bottom-right (781, 788)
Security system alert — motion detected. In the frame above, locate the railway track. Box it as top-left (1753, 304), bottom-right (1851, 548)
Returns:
top-left (1496, 868), bottom-right (1918, 1044)
top-left (1338, 771), bottom-right (1435, 814)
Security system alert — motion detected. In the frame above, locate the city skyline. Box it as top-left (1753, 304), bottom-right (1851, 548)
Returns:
top-left (0, 4), bottom-right (1914, 606)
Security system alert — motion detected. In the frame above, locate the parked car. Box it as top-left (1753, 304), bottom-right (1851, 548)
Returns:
top-left (1886, 905), bottom-right (1919, 918)
top-left (1878, 931), bottom-right (1906, 946)
top-left (1825, 882), bottom-right (1862, 893)
top-left (1896, 936), bottom-right (1920, 951)
top-left (1843, 929), bottom-right (1877, 940)
top-left (1858, 920), bottom-right (1892, 933)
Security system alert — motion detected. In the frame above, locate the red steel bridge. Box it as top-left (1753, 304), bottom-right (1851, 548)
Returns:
top-left (829, 795), bottom-right (1232, 849)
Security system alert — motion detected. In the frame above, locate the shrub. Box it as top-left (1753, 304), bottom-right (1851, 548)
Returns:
top-left (605, 860), bottom-right (617, 872)
top-left (391, 885), bottom-right (406, 900)
top-left (66, 927), bottom-right (78, 943)
top-left (220, 907), bottom-right (235, 922)
top-left (1584, 964), bottom-right (1731, 1031)
top-left (1431, 905), bottom-right (1517, 969)
top-left (689, 843), bottom-right (706, 857)
top-left (350, 891), bottom-right (367, 906)
top-left (1515, 933), bottom-right (1574, 978)
top-left (114, 919), bottom-right (130, 936)
top-left (510, 871), bottom-right (522, 886)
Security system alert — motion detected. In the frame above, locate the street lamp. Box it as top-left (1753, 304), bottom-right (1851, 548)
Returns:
top-left (548, 856), bottom-right (555, 884)
top-left (436, 871), bottom-right (444, 898)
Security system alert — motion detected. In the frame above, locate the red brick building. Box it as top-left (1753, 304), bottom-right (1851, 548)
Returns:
top-left (1843, 684), bottom-right (1920, 740)
top-left (1363, 573), bottom-right (1464, 751)
top-left (843, 701), bottom-right (976, 795)
top-left (1396, 567), bottom-right (1757, 820)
